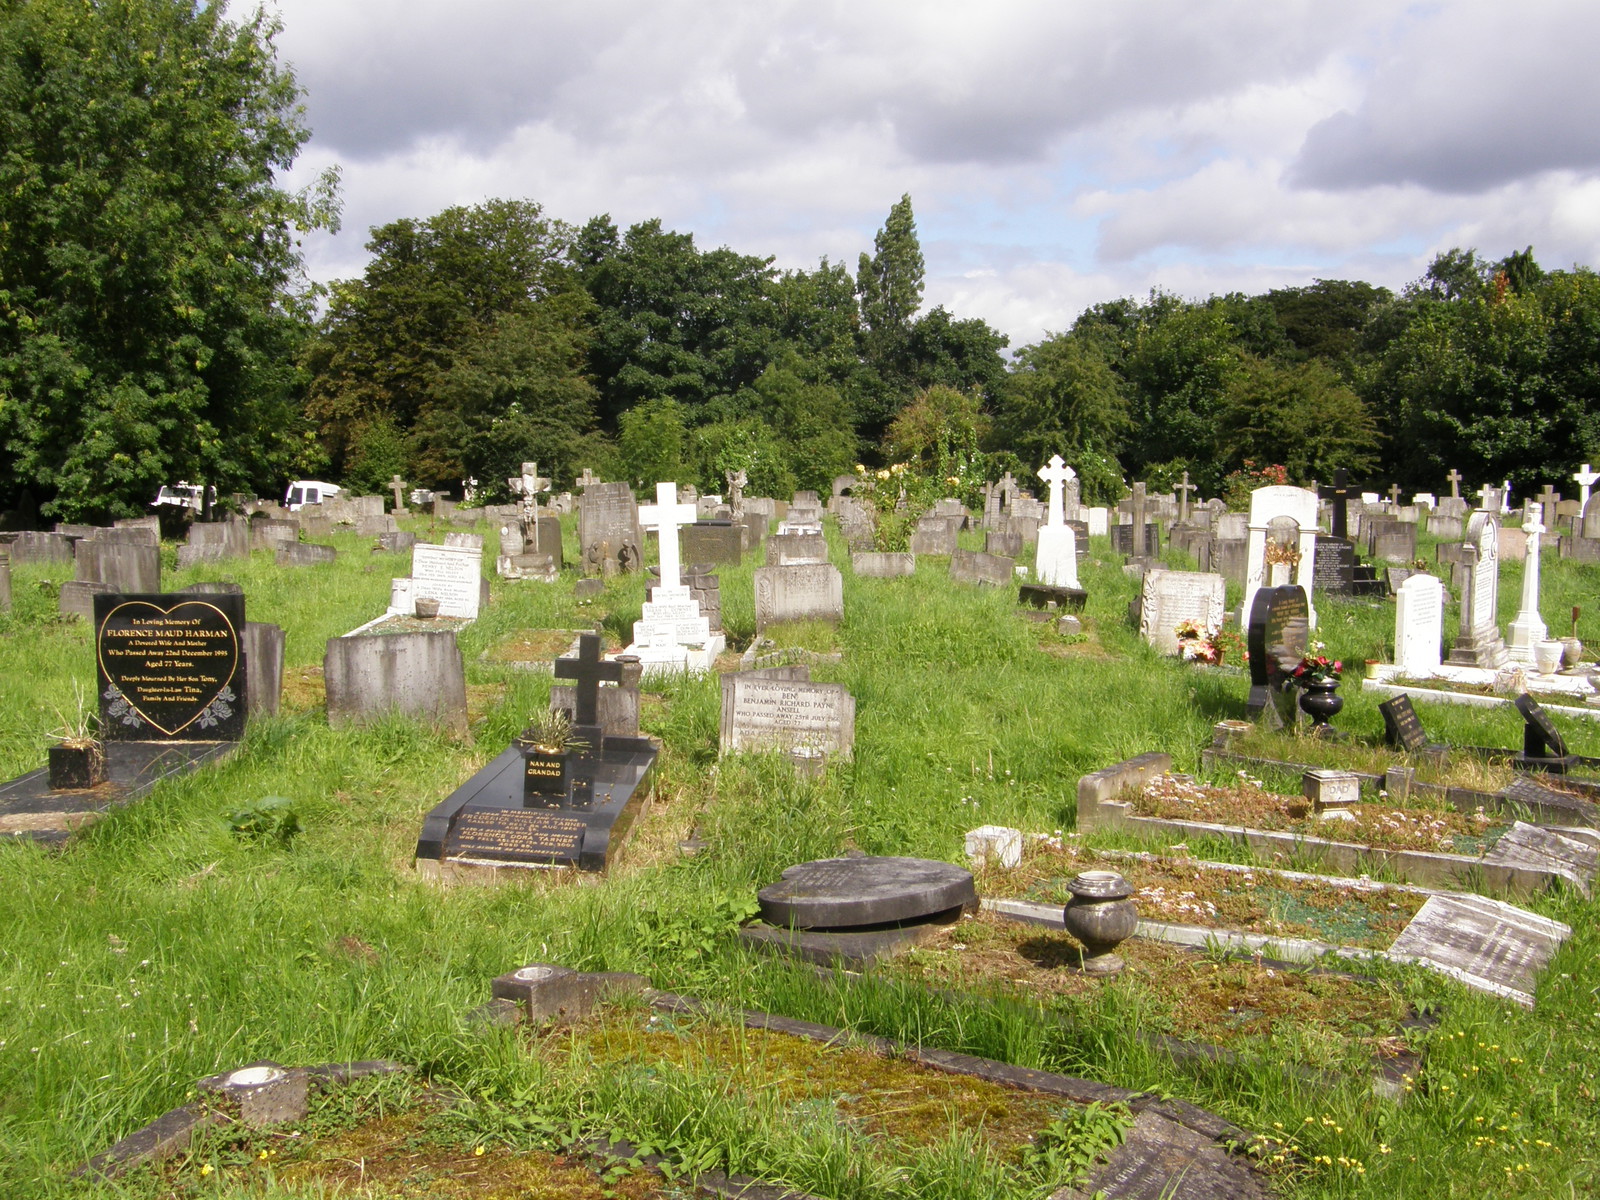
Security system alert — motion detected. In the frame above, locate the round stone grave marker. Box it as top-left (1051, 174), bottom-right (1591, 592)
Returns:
top-left (757, 856), bottom-right (976, 931)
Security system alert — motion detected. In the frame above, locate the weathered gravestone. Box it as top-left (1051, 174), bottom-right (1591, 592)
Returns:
top-left (985, 529), bottom-right (1022, 558)
top-left (681, 520), bottom-right (743, 567)
top-left (1448, 512), bottom-right (1509, 668)
top-left (577, 482), bottom-right (643, 577)
top-left (276, 542), bottom-right (336, 568)
top-left (76, 536), bottom-right (160, 594)
top-left (241, 621), bottom-right (285, 719)
top-left (766, 532), bottom-right (828, 566)
top-left (250, 518), bottom-right (299, 553)
top-left (1385, 894), bottom-right (1571, 1009)
top-left (95, 593), bottom-right (246, 741)
top-left (1245, 584), bottom-right (1309, 728)
top-left (176, 518), bottom-right (249, 568)
top-left (851, 551), bottom-right (915, 578)
top-left (0, 557), bottom-right (9, 613)
top-left (754, 563), bottom-right (844, 630)
top-left (1367, 517), bottom-right (1418, 564)
top-left (949, 549), bottom-right (1012, 587)
top-left (741, 856), bottom-right (977, 965)
top-left (11, 531), bottom-right (74, 565)
top-left (908, 514), bottom-right (959, 556)
top-left (1137, 570), bottom-right (1226, 656)
top-left (720, 669), bottom-right (855, 764)
top-left (324, 630), bottom-right (467, 736)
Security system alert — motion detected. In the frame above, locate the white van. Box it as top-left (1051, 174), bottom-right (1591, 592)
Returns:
top-left (284, 481), bottom-right (342, 511)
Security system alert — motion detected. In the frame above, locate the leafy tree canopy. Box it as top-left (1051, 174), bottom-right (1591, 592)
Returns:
top-left (0, 0), bottom-right (339, 519)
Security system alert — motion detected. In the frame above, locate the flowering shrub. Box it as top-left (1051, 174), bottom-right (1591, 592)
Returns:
top-left (1222, 460), bottom-right (1289, 511)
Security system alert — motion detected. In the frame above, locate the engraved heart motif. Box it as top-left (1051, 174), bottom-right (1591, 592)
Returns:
top-left (96, 600), bottom-right (241, 736)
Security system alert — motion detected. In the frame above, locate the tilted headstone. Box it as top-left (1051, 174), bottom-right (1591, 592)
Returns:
top-left (94, 592), bottom-right (246, 741)
top-left (0, 558), bottom-right (9, 613)
top-left (1378, 693), bottom-right (1432, 753)
top-left (720, 671), bottom-right (855, 761)
top-left (1394, 573), bottom-right (1445, 675)
top-left (242, 621), bottom-right (285, 719)
top-left (1138, 570), bottom-right (1226, 656)
top-left (1385, 894), bottom-right (1571, 1009)
top-left (754, 563), bottom-right (844, 630)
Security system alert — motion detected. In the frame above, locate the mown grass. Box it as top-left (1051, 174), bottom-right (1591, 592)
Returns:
top-left (0, 513), bottom-right (1596, 1197)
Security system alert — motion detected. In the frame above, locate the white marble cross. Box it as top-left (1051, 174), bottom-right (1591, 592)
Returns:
top-left (639, 481), bottom-right (698, 590)
top-left (1037, 455), bottom-right (1075, 528)
top-left (1575, 464), bottom-right (1599, 508)
top-left (1479, 483), bottom-right (1497, 511)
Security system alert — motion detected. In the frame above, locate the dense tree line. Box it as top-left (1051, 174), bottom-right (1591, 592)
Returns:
top-left (5, 1), bottom-right (1600, 520)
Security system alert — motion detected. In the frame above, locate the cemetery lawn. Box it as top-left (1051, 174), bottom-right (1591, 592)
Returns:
top-left (0, 518), bottom-right (1598, 1197)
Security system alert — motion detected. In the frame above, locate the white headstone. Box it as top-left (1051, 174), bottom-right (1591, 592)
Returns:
top-left (1138, 570), bottom-right (1226, 655)
top-left (1242, 485), bottom-right (1319, 631)
top-left (410, 542), bottom-right (482, 619)
top-left (1394, 574), bottom-right (1444, 675)
top-left (1506, 503), bottom-right (1548, 663)
top-left (639, 481), bottom-right (698, 597)
top-left (1575, 463), bottom-right (1599, 509)
top-left (1087, 507), bottom-right (1109, 538)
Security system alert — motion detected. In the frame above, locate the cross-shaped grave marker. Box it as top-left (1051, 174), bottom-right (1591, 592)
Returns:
top-left (1447, 468), bottom-right (1463, 499)
top-left (1037, 454), bottom-right (1075, 527)
top-left (554, 632), bottom-right (622, 729)
top-left (1538, 483), bottom-right (1559, 517)
top-left (1388, 484), bottom-right (1402, 507)
top-left (1175, 470), bottom-right (1197, 523)
top-left (639, 481), bottom-right (698, 591)
top-left (1576, 464), bottom-right (1599, 508)
top-left (1479, 482), bottom-right (1497, 511)
top-left (390, 475), bottom-right (407, 512)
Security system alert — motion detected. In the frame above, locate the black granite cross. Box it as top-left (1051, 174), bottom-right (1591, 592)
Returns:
top-left (554, 633), bottom-right (622, 727)
top-left (1319, 469), bottom-right (1351, 540)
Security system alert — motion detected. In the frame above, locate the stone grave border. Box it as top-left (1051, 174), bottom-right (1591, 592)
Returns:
top-left (1077, 753), bottom-right (1596, 899)
top-left (967, 900), bottom-right (1429, 1098)
top-left (1361, 679), bottom-right (1600, 722)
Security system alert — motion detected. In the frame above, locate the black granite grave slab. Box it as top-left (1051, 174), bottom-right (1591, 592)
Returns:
top-left (0, 741), bottom-right (236, 845)
top-left (414, 736), bottom-right (657, 874)
top-left (1514, 693), bottom-right (1579, 773)
top-left (757, 856), bottom-right (977, 930)
top-left (1378, 693), bottom-right (1443, 755)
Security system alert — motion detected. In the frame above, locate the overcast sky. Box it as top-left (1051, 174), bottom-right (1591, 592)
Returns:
top-left (251, 0), bottom-right (1600, 347)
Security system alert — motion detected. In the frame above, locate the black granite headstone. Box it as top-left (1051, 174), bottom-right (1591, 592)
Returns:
top-left (1379, 694), bottom-right (1430, 753)
top-left (94, 593), bottom-right (246, 741)
top-left (1514, 693), bottom-right (1577, 773)
top-left (1245, 585), bottom-right (1309, 729)
top-left (756, 856), bottom-right (977, 930)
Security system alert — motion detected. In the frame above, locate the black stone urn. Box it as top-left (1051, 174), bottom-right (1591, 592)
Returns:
top-left (1298, 678), bottom-right (1343, 730)
top-left (48, 741), bottom-right (106, 791)
top-left (1061, 870), bottom-right (1138, 975)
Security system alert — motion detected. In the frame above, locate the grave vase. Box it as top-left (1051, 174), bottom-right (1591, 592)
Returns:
top-left (48, 741), bottom-right (105, 791)
top-left (1061, 871), bottom-right (1137, 975)
top-left (518, 746), bottom-right (571, 805)
top-left (1297, 678), bottom-right (1343, 729)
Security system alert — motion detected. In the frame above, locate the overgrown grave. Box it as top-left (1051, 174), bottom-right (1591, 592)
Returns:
top-left (0, 590), bottom-right (265, 842)
top-left (1074, 754), bottom-right (1576, 1009)
top-left (1205, 695), bottom-right (1600, 830)
top-left (414, 633), bottom-right (658, 878)
top-left (94, 962), bottom-right (1274, 1200)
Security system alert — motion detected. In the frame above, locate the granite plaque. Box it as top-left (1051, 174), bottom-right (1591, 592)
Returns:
top-left (1378, 694), bottom-right (1430, 753)
top-left (1514, 693), bottom-right (1569, 761)
top-left (1245, 585), bottom-right (1309, 728)
top-left (447, 809), bottom-right (588, 861)
top-left (721, 673), bottom-right (855, 759)
top-left (95, 594), bottom-right (245, 741)
top-left (757, 856), bottom-right (976, 930)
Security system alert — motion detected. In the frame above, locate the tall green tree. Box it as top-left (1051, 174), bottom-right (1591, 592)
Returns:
top-left (855, 194), bottom-right (927, 437)
top-left (303, 198), bottom-right (575, 476)
top-left (992, 331), bottom-right (1128, 468)
top-left (1215, 355), bottom-right (1381, 483)
top-left (0, 0), bottom-right (339, 519)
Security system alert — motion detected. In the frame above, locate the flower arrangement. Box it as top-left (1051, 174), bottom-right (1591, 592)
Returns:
top-left (1263, 537), bottom-right (1302, 568)
top-left (1174, 619), bottom-right (1220, 664)
top-left (1293, 641), bottom-right (1342, 685)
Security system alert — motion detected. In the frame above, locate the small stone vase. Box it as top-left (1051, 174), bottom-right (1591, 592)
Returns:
top-left (1298, 678), bottom-right (1343, 729)
top-left (1562, 637), bottom-right (1584, 668)
top-left (1536, 640), bottom-right (1566, 676)
top-left (1061, 871), bottom-right (1138, 975)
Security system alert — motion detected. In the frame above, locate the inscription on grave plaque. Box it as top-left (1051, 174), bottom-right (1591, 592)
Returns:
top-left (1378, 694), bottom-right (1430, 752)
top-left (721, 675), bottom-right (854, 758)
top-left (95, 594), bottom-right (245, 740)
top-left (448, 809), bottom-right (586, 861)
top-left (1386, 894), bottom-right (1570, 1008)
top-left (1246, 585), bottom-right (1309, 727)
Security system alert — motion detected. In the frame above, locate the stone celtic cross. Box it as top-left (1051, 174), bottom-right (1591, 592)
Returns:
top-left (1037, 455), bottom-right (1075, 528)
